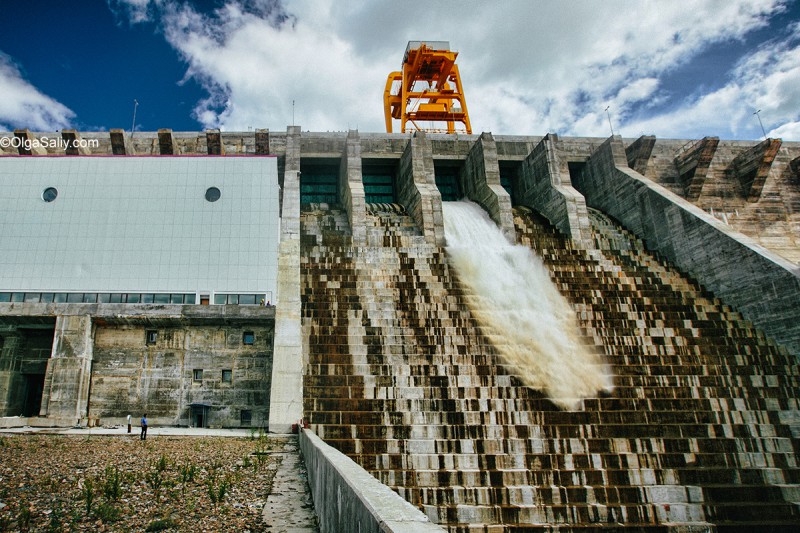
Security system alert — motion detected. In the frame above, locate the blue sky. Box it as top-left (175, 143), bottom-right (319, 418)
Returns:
top-left (1, 0), bottom-right (799, 140)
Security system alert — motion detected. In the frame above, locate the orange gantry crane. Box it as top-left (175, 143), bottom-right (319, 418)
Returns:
top-left (384, 41), bottom-right (472, 134)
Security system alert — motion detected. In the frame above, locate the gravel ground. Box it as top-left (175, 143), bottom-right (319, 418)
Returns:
top-left (0, 433), bottom-right (280, 532)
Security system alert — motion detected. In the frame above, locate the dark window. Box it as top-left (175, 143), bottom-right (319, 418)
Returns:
top-left (300, 163), bottom-right (339, 205)
top-left (146, 330), bottom-right (158, 345)
top-left (42, 187), bottom-right (58, 202)
top-left (170, 294), bottom-right (184, 304)
top-left (98, 293), bottom-right (112, 303)
top-left (126, 293), bottom-right (140, 304)
top-left (205, 187), bottom-right (221, 202)
top-left (142, 294), bottom-right (155, 304)
top-left (11, 293), bottom-right (24, 303)
top-left (214, 294), bottom-right (226, 305)
top-left (243, 331), bottom-right (255, 345)
top-left (433, 164), bottom-right (461, 201)
top-left (240, 410), bottom-right (252, 426)
top-left (40, 293), bottom-right (54, 303)
top-left (66, 293), bottom-right (83, 303)
top-left (53, 293), bottom-right (68, 303)
top-left (193, 369), bottom-right (203, 381)
top-left (109, 294), bottom-right (123, 304)
top-left (153, 294), bottom-right (170, 304)
top-left (184, 294), bottom-right (196, 304)
top-left (239, 294), bottom-right (257, 305)
top-left (0, 293), bottom-right (11, 303)
top-left (222, 369), bottom-right (232, 384)
top-left (83, 293), bottom-right (97, 303)
top-left (227, 294), bottom-right (239, 305)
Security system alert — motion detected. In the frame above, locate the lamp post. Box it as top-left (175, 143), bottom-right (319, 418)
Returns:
top-left (605, 106), bottom-right (615, 136)
top-left (130, 99), bottom-right (139, 141)
top-left (753, 109), bottom-right (767, 140)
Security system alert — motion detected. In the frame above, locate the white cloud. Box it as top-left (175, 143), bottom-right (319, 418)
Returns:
top-left (625, 32), bottom-right (800, 140)
top-left (0, 53), bottom-right (74, 131)
top-left (115, 0), bottom-right (798, 139)
top-left (770, 120), bottom-right (800, 138)
top-left (108, 0), bottom-right (161, 24)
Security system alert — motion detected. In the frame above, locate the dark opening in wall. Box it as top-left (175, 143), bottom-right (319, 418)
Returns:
top-left (22, 374), bottom-right (45, 417)
top-left (2, 324), bottom-right (55, 417)
top-left (362, 159), bottom-right (398, 204)
top-left (300, 160), bottom-right (339, 205)
top-left (567, 161), bottom-right (588, 189)
top-left (498, 161), bottom-right (520, 205)
top-left (433, 161), bottom-right (462, 201)
top-left (243, 331), bottom-right (255, 345)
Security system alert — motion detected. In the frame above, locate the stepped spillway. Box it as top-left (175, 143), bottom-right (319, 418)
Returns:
top-left (442, 200), bottom-right (612, 409)
top-left (301, 203), bottom-right (800, 531)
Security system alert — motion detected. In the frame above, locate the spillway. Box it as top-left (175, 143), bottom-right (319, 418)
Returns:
top-left (301, 203), bottom-right (800, 531)
top-left (442, 200), bottom-right (612, 409)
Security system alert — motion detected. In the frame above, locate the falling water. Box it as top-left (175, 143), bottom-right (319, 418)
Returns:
top-left (442, 201), bottom-right (612, 409)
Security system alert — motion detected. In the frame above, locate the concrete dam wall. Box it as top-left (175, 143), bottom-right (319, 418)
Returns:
top-left (2, 128), bottom-right (800, 530)
top-left (301, 203), bottom-right (800, 530)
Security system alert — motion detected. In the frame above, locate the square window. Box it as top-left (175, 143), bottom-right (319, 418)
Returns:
top-left (154, 293), bottom-right (170, 304)
top-left (53, 293), bottom-right (68, 303)
top-left (214, 294), bottom-right (226, 305)
top-left (240, 410), bottom-right (252, 426)
top-left (193, 369), bottom-right (203, 382)
top-left (146, 330), bottom-right (158, 345)
top-left (243, 331), bottom-right (255, 345)
top-left (222, 369), bottom-right (232, 384)
top-left (126, 293), bottom-right (140, 304)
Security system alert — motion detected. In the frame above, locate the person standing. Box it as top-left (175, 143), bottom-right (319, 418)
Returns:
top-left (140, 413), bottom-right (148, 440)
top-left (127, 414), bottom-right (132, 433)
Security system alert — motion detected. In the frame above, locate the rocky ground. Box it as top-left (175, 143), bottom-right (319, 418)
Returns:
top-left (0, 432), bottom-right (281, 532)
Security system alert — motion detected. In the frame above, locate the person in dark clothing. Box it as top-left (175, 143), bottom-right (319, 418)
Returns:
top-left (140, 414), bottom-right (148, 440)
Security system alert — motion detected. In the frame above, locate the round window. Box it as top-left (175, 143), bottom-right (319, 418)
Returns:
top-left (205, 187), bottom-right (221, 202)
top-left (42, 187), bottom-right (58, 202)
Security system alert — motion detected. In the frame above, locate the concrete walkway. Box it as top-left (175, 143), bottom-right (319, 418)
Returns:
top-left (263, 436), bottom-right (320, 532)
top-left (0, 424), bottom-right (254, 437)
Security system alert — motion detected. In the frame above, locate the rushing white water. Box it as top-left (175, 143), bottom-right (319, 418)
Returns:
top-left (442, 201), bottom-right (612, 409)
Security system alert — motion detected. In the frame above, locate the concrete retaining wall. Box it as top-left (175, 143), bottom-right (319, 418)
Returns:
top-left (340, 130), bottom-right (367, 245)
top-left (516, 133), bottom-right (593, 247)
top-left (576, 135), bottom-right (800, 355)
top-left (299, 429), bottom-right (444, 532)
top-left (397, 132), bottom-right (445, 246)
top-left (460, 132), bottom-right (515, 242)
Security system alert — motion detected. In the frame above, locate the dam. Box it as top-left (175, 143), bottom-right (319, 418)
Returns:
top-left (1, 127), bottom-right (800, 530)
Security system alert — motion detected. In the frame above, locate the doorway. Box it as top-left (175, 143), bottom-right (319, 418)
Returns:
top-left (22, 374), bottom-right (45, 417)
top-left (190, 403), bottom-right (210, 428)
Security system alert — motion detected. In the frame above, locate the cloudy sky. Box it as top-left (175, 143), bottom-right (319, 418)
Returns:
top-left (1, 0), bottom-right (799, 140)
